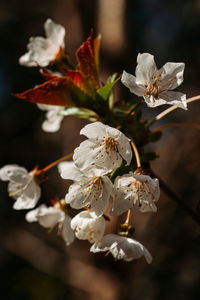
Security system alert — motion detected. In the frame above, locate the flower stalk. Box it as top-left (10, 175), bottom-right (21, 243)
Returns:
top-left (39, 152), bottom-right (73, 174)
top-left (131, 140), bottom-right (141, 168)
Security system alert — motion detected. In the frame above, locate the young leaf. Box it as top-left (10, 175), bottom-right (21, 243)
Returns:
top-left (97, 75), bottom-right (120, 102)
top-left (14, 77), bottom-right (94, 108)
top-left (67, 30), bottom-right (101, 98)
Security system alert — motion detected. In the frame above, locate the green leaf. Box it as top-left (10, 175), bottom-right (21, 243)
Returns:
top-left (96, 74), bottom-right (120, 101)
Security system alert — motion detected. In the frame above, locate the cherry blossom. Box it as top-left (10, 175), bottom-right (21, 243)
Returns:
top-left (121, 53), bottom-right (187, 110)
top-left (71, 211), bottom-right (106, 243)
top-left (37, 104), bottom-right (64, 132)
top-left (58, 161), bottom-right (113, 217)
top-left (73, 122), bottom-right (132, 175)
top-left (90, 234), bottom-right (152, 263)
top-left (0, 164), bottom-right (41, 210)
top-left (26, 204), bottom-right (75, 245)
top-left (111, 172), bottom-right (160, 216)
top-left (19, 19), bottom-right (65, 67)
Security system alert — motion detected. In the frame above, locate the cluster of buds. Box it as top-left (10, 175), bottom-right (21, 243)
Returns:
top-left (1, 18), bottom-right (197, 264)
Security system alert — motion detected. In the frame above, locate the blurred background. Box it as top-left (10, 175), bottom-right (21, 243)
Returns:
top-left (0, 0), bottom-right (200, 299)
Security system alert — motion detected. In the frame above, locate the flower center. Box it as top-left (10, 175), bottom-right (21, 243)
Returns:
top-left (146, 74), bottom-right (161, 99)
top-left (104, 137), bottom-right (119, 154)
top-left (128, 179), bottom-right (145, 207)
top-left (90, 177), bottom-right (103, 193)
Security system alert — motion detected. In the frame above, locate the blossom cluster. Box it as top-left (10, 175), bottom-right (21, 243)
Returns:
top-left (0, 121), bottom-right (159, 263)
top-left (0, 18), bottom-right (193, 264)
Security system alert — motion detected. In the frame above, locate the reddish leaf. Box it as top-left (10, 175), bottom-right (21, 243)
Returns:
top-left (75, 30), bottom-right (101, 95)
top-left (67, 70), bottom-right (85, 89)
top-left (14, 77), bottom-right (94, 108)
top-left (40, 68), bottom-right (58, 80)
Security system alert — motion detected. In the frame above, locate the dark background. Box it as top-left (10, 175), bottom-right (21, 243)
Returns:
top-left (0, 0), bottom-right (200, 299)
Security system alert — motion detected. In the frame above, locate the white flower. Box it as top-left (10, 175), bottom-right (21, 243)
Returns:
top-left (121, 53), bottom-right (187, 110)
top-left (90, 234), bottom-right (152, 263)
top-left (26, 204), bottom-right (64, 227)
top-left (71, 211), bottom-right (106, 243)
top-left (73, 122), bottom-right (132, 175)
top-left (58, 161), bottom-right (113, 218)
top-left (111, 172), bottom-right (160, 216)
top-left (0, 164), bottom-right (41, 210)
top-left (37, 104), bottom-right (64, 132)
top-left (26, 204), bottom-right (75, 245)
top-left (19, 19), bottom-right (65, 67)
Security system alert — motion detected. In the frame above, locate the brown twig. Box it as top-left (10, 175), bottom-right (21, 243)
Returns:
top-left (149, 95), bottom-right (200, 126)
top-left (152, 123), bottom-right (200, 133)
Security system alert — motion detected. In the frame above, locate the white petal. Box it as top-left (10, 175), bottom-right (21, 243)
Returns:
top-left (0, 165), bottom-right (28, 182)
top-left (25, 205), bottom-right (45, 222)
top-left (37, 103), bottom-right (50, 111)
top-left (73, 140), bottom-right (111, 176)
top-left (136, 53), bottom-right (157, 85)
top-left (90, 234), bottom-right (118, 253)
top-left (89, 176), bottom-right (113, 218)
top-left (62, 215), bottom-right (75, 245)
top-left (12, 180), bottom-right (41, 210)
top-left (158, 91), bottom-right (187, 110)
top-left (111, 174), bottom-right (136, 216)
top-left (143, 95), bottom-right (167, 108)
top-left (90, 234), bottom-right (152, 263)
top-left (44, 19), bottom-right (65, 48)
top-left (65, 182), bottom-right (91, 209)
top-left (80, 122), bottom-right (107, 139)
top-left (121, 71), bottom-right (146, 96)
top-left (25, 204), bottom-right (64, 227)
top-left (38, 208), bottom-right (64, 228)
top-left (139, 202), bottom-right (157, 213)
top-left (71, 211), bottom-right (105, 243)
top-left (29, 37), bottom-right (56, 67)
top-left (66, 176), bottom-right (112, 217)
top-left (19, 52), bottom-right (37, 67)
top-left (42, 115), bottom-right (63, 132)
top-left (89, 145), bottom-right (122, 174)
top-left (110, 131), bottom-right (132, 166)
top-left (58, 161), bottom-right (85, 181)
top-left (159, 62), bottom-right (185, 90)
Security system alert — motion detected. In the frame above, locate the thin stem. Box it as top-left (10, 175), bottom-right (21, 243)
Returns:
top-left (152, 123), bottom-right (200, 133)
top-left (125, 209), bottom-right (131, 225)
top-left (152, 171), bottom-right (200, 225)
top-left (131, 140), bottom-right (141, 168)
top-left (149, 95), bottom-right (200, 126)
top-left (42, 152), bottom-right (73, 173)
